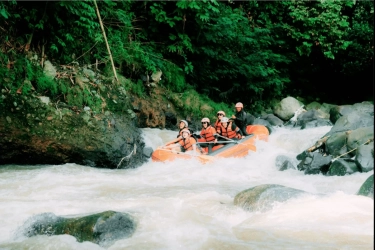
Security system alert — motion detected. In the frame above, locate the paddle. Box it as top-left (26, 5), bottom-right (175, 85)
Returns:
top-left (195, 141), bottom-right (237, 145)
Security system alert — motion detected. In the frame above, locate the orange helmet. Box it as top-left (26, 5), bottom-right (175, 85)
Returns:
top-left (235, 102), bottom-right (243, 108)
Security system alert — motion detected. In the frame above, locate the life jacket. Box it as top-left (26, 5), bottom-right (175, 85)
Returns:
top-left (214, 120), bottom-right (221, 133)
top-left (178, 137), bottom-right (196, 151)
top-left (200, 126), bottom-right (216, 142)
top-left (219, 122), bottom-right (237, 139)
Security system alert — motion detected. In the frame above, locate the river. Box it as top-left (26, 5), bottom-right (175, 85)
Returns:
top-left (0, 126), bottom-right (373, 250)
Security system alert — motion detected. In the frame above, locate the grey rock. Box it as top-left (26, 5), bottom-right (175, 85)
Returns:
top-left (357, 174), bottom-right (374, 199)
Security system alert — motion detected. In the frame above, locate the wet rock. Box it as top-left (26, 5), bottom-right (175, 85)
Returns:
top-left (355, 142), bottom-right (374, 172)
top-left (301, 119), bottom-right (332, 129)
top-left (325, 113), bottom-right (374, 137)
top-left (19, 211), bottom-right (136, 247)
top-left (346, 126), bottom-right (374, 156)
top-left (329, 105), bottom-right (353, 124)
top-left (234, 184), bottom-right (308, 212)
top-left (305, 101), bottom-right (321, 111)
top-left (330, 102), bottom-right (374, 124)
top-left (357, 174), bottom-right (374, 199)
top-left (273, 97), bottom-right (304, 121)
top-left (260, 114), bottom-right (284, 127)
top-left (325, 132), bottom-right (349, 158)
top-left (0, 94), bottom-right (147, 169)
top-left (327, 158), bottom-right (359, 176)
top-left (297, 151), bottom-right (332, 175)
top-left (143, 147), bottom-right (153, 158)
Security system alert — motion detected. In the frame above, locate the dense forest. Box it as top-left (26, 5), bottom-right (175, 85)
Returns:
top-left (0, 0), bottom-right (373, 113)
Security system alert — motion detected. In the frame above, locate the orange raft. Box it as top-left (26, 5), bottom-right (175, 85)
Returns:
top-left (151, 125), bottom-right (269, 164)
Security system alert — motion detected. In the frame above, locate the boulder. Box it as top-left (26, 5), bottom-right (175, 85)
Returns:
top-left (19, 211), bottom-right (136, 247)
top-left (327, 158), bottom-right (359, 176)
top-left (142, 147), bottom-right (154, 158)
top-left (234, 184), bottom-right (308, 212)
top-left (357, 174), bottom-right (374, 199)
top-left (260, 114), bottom-right (284, 127)
top-left (346, 126), bottom-right (374, 152)
top-left (273, 97), bottom-right (304, 121)
top-left (305, 101), bottom-right (321, 111)
top-left (296, 109), bottom-right (332, 129)
top-left (330, 102), bottom-right (374, 124)
top-left (325, 113), bottom-right (374, 137)
top-left (0, 94), bottom-right (146, 169)
top-left (301, 119), bottom-right (332, 129)
top-left (43, 60), bottom-right (57, 79)
top-left (325, 131), bottom-right (349, 158)
top-left (355, 141), bottom-right (374, 172)
top-left (297, 151), bottom-right (332, 175)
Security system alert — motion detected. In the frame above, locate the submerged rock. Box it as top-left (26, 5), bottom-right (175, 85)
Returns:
top-left (19, 211), bottom-right (136, 247)
top-left (234, 184), bottom-right (308, 212)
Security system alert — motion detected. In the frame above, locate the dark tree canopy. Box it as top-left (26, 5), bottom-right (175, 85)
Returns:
top-left (0, 0), bottom-right (373, 111)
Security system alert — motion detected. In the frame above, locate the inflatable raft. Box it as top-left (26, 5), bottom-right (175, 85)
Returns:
top-left (151, 125), bottom-right (269, 164)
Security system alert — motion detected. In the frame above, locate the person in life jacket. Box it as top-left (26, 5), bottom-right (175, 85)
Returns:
top-left (163, 128), bottom-right (198, 154)
top-left (214, 111), bottom-right (225, 133)
top-left (231, 102), bottom-right (254, 136)
top-left (197, 117), bottom-right (218, 154)
top-left (165, 119), bottom-right (194, 146)
top-left (217, 117), bottom-right (244, 140)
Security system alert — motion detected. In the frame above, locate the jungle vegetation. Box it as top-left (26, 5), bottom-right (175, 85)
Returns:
top-left (0, 0), bottom-right (373, 113)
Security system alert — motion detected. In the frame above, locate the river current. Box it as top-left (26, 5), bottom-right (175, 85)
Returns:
top-left (0, 126), bottom-right (373, 250)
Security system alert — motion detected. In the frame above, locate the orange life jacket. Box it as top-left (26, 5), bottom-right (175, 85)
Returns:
top-left (178, 137), bottom-right (196, 151)
top-left (219, 122), bottom-right (238, 139)
top-left (200, 126), bottom-right (216, 142)
top-left (214, 120), bottom-right (221, 133)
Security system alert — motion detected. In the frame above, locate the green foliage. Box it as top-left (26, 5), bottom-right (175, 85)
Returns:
top-left (66, 86), bottom-right (84, 107)
top-left (285, 0), bottom-right (352, 59)
top-left (36, 76), bottom-right (58, 95)
top-left (0, 0), bottom-right (372, 113)
top-left (160, 63), bottom-right (187, 93)
top-left (168, 88), bottom-right (233, 121)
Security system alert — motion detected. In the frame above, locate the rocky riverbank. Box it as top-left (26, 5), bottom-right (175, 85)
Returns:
top-left (0, 89), bottom-right (146, 169)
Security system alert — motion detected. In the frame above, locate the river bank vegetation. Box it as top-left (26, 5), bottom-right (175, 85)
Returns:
top-left (0, 0), bottom-right (373, 116)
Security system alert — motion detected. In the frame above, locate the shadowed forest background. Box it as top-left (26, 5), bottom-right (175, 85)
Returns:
top-left (0, 0), bottom-right (373, 113)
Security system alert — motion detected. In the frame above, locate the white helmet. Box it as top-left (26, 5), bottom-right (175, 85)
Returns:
top-left (201, 117), bottom-right (210, 123)
top-left (220, 117), bottom-right (229, 123)
top-left (235, 102), bottom-right (243, 108)
top-left (180, 120), bottom-right (188, 127)
top-left (217, 111), bottom-right (226, 116)
top-left (181, 128), bottom-right (190, 135)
